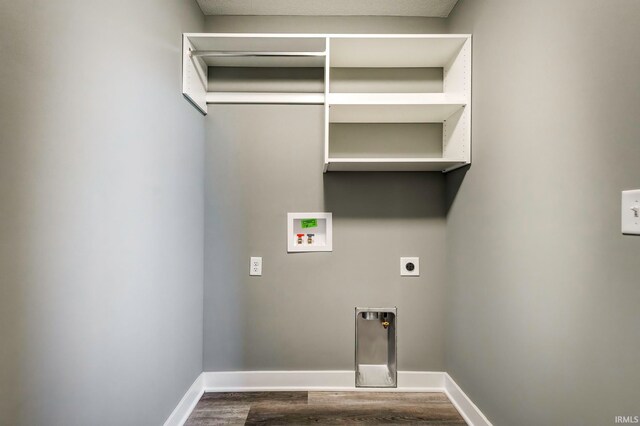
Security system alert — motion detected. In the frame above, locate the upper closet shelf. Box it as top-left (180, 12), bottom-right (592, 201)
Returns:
top-left (329, 36), bottom-right (469, 68)
top-left (193, 53), bottom-right (325, 68)
top-left (186, 34), bottom-right (326, 67)
top-left (183, 34), bottom-right (328, 111)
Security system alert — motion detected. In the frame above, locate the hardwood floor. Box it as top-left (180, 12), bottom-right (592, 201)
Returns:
top-left (185, 391), bottom-right (467, 425)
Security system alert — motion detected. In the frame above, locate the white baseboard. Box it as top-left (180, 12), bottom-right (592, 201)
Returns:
top-left (166, 370), bottom-right (491, 426)
top-left (163, 373), bottom-right (205, 426)
top-left (444, 373), bottom-right (493, 426)
top-left (203, 370), bottom-right (445, 392)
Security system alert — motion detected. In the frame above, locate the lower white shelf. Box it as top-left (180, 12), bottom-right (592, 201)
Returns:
top-left (328, 93), bottom-right (467, 123)
top-left (206, 92), bottom-right (325, 104)
top-left (324, 158), bottom-right (468, 172)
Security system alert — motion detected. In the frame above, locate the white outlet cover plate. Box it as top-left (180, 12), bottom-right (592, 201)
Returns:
top-left (250, 257), bottom-right (262, 276)
top-left (622, 190), bottom-right (640, 235)
top-left (400, 257), bottom-right (420, 276)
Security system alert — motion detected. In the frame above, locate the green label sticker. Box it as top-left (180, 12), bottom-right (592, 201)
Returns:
top-left (301, 219), bottom-right (318, 229)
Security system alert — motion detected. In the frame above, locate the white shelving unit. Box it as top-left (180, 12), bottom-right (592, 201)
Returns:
top-left (325, 35), bottom-right (471, 173)
top-left (183, 33), bottom-right (471, 173)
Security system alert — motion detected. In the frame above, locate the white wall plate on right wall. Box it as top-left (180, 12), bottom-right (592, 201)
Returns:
top-left (622, 190), bottom-right (640, 235)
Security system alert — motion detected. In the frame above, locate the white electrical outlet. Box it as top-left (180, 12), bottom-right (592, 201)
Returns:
top-left (622, 190), bottom-right (640, 235)
top-left (400, 257), bottom-right (419, 276)
top-left (250, 257), bottom-right (262, 276)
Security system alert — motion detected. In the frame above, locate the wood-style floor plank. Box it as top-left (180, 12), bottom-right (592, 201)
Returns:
top-left (185, 404), bottom-right (250, 426)
top-left (186, 391), bottom-right (467, 425)
top-left (198, 391), bottom-right (307, 405)
top-left (245, 403), bottom-right (466, 425)
top-left (308, 391), bottom-right (452, 406)
top-left (185, 392), bottom-right (307, 425)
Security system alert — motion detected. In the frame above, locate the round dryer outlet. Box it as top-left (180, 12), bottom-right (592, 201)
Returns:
top-left (400, 257), bottom-right (419, 276)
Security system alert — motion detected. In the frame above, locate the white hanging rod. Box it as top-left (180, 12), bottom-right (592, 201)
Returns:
top-left (189, 50), bottom-right (326, 58)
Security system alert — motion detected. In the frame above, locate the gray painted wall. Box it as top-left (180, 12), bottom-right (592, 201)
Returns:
top-left (203, 16), bottom-right (450, 372)
top-left (446, 1), bottom-right (640, 425)
top-left (0, 1), bottom-right (204, 425)
top-left (204, 104), bottom-right (447, 371)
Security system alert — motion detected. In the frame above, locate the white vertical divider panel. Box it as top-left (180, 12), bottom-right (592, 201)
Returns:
top-left (443, 37), bottom-right (470, 96)
top-left (443, 109), bottom-right (467, 162)
top-left (443, 37), bottom-right (471, 166)
top-left (323, 37), bottom-right (331, 172)
top-left (182, 35), bottom-right (208, 115)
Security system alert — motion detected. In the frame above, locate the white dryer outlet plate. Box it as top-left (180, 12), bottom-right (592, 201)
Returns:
top-left (400, 257), bottom-right (419, 276)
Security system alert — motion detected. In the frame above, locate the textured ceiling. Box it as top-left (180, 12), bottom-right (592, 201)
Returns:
top-left (196, 0), bottom-right (460, 17)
